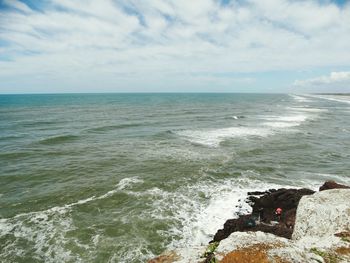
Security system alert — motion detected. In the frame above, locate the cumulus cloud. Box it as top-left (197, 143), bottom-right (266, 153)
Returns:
top-left (0, 0), bottom-right (350, 92)
top-left (294, 71), bottom-right (350, 87)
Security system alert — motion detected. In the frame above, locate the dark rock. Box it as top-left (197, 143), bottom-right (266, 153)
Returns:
top-left (319, 181), bottom-right (350, 191)
top-left (247, 190), bottom-right (269, 195)
top-left (211, 187), bottom-right (315, 243)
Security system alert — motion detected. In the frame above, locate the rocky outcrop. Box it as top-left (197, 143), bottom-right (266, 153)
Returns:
top-left (148, 246), bottom-right (207, 263)
top-left (148, 183), bottom-right (350, 263)
top-left (319, 181), bottom-right (350, 191)
top-left (292, 189), bottom-right (350, 240)
top-left (214, 188), bottom-right (350, 263)
top-left (212, 188), bottom-right (315, 242)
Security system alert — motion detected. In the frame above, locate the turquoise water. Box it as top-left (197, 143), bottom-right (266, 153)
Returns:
top-left (1, 93), bottom-right (350, 262)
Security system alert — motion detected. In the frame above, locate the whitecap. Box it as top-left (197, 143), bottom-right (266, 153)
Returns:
top-left (286, 107), bottom-right (328, 113)
top-left (176, 127), bottom-right (272, 147)
top-left (261, 115), bottom-right (308, 122)
top-left (262, 122), bottom-right (301, 128)
top-left (164, 177), bottom-right (294, 251)
top-left (116, 177), bottom-right (144, 191)
top-left (260, 114), bottom-right (309, 128)
top-left (0, 210), bottom-right (75, 262)
top-left (309, 95), bottom-right (350, 105)
top-left (0, 177), bottom-right (145, 262)
top-left (290, 94), bottom-right (313, 103)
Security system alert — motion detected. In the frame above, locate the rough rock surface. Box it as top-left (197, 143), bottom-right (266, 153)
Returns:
top-left (215, 232), bottom-right (323, 263)
top-left (293, 189), bottom-right (350, 240)
top-left (212, 188), bottom-right (315, 242)
top-left (215, 189), bottom-right (350, 263)
top-left (319, 181), bottom-right (350, 191)
top-left (149, 183), bottom-right (350, 263)
top-left (147, 246), bottom-right (206, 263)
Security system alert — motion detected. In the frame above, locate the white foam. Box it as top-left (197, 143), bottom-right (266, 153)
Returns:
top-left (176, 127), bottom-right (272, 147)
top-left (5, 176), bottom-right (144, 220)
top-left (155, 175), bottom-right (343, 262)
top-left (0, 209), bottom-right (75, 262)
top-left (290, 94), bottom-right (313, 103)
top-left (287, 107), bottom-right (328, 113)
top-left (0, 176), bottom-right (144, 262)
top-left (0, 218), bottom-right (13, 236)
top-left (261, 115), bottom-right (308, 122)
top-left (177, 113), bottom-right (312, 146)
top-left (143, 171), bottom-right (342, 257)
top-left (260, 114), bottom-right (309, 128)
top-left (116, 177), bottom-right (144, 191)
top-left (162, 177), bottom-right (291, 250)
top-left (262, 122), bottom-right (300, 128)
top-left (296, 172), bottom-right (350, 188)
top-left (309, 94), bottom-right (350, 105)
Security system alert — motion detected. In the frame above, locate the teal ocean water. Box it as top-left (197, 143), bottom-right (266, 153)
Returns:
top-left (1, 93), bottom-right (350, 262)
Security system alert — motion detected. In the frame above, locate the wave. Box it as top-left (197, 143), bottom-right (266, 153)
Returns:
top-left (260, 114), bottom-right (308, 128)
top-left (291, 172), bottom-right (350, 190)
top-left (38, 134), bottom-right (79, 145)
top-left (0, 134), bottom-right (25, 141)
top-left (262, 121), bottom-right (301, 128)
top-left (225, 115), bottom-right (245, 120)
top-left (0, 151), bottom-right (31, 160)
top-left (164, 177), bottom-right (297, 251)
top-left (290, 94), bottom-right (313, 103)
top-left (175, 113), bottom-right (312, 147)
top-left (176, 127), bottom-right (272, 147)
top-left (0, 176), bottom-right (144, 262)
top-left (116, 177), bottom-right (144, 191)
top-left (86, 123), bottom-right (144, 133)
top-left (175, 106), bottom-right (324, 147)
top-left (261, 115), bottom-right (308, 122)
top-left (0, 175), bottom-right (295, 262)
top-left (150, 173), bottom-right (347, 257)
top-left (309, 94), bottom-right (350, 105)
top-left (20, 120), bottom-right (58, 128)
top-left (286, 107), bottom-right (328, 113)
top-left (16, 177), bottom-right (144, 219)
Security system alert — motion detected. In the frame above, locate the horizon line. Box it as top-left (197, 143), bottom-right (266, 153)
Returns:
top-left (1, 91), bottom-right (345, 95)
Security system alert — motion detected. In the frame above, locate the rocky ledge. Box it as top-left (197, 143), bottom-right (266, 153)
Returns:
top-left (212, 187), bottom-right (315, 242)
top-left (149, 181), bottom-right (350, 263)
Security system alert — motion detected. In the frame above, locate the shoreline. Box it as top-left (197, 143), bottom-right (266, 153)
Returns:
top-left (149, 181), bottom-right (350, 263)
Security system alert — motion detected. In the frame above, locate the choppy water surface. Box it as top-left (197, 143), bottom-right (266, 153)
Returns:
top-left (1, 93), bottom-right (350, 262)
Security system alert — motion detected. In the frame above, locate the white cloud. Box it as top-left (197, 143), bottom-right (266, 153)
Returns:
top-left (2, 0), bottom-right (33, 13)
top-left (0, 0), bottom-right (350, 92)
top-left (294, 71), bottom-right (350, 86)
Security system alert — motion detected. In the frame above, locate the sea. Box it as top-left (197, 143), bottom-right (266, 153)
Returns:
top-left (0, 93), bottom-right (350, 262)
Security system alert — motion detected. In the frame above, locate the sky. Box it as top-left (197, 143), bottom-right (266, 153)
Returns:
top-left (0, 0), bottom-right (350, 94)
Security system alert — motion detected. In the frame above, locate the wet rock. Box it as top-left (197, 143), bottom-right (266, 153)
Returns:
top-left (247, 190), bottom-right (269, 195)
top-left (148, 251), bottom-right (180, 263)
top-left (212, 188), bottom-right (315, 242)
top-left (319, 181), bottom-right (350, 191)
top-left (150, 182), bottom-right (350, 262)
top-left (214, 189), bottom-right (350, 263)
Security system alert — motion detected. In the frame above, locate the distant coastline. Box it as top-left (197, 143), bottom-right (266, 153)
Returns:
top-left (313, 93), bottom-right (350, 96)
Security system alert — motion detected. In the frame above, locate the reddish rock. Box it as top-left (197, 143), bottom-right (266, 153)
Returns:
top-left (319, 181), bottom-right (350, 191)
